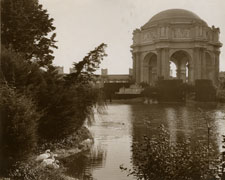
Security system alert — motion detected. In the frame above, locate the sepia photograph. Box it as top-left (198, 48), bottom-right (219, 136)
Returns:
top-left (1, 0), bottom-right (225, 179)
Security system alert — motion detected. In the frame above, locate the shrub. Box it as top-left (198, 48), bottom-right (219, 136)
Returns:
top-left (121, 125), bottom-right (219, 180)
top-left (1, 45), bottom-right (106, 142)
top-left (37, 82), bottom-right (98, 140)
top-left (8, 161), bottom-right (65, 180)
top-left (0, 84), bottom-right (41, 175)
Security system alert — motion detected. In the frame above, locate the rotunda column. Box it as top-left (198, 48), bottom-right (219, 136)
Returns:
top-left (135, 52), bottom-right (141, 83)
top-left (140, 55), bottom-right (145, 83)
top-left (188, 63), bottom-right (194, 84)
top-left (201, 50), bottom-right (206, 79)
top-left (132, 53), bottom-right (136, 81)
top-left (194, 47), bottom-right (202, 80)
top-left (143, 66), bottom-right (148, 83)
top-left (156, 49), bottom-right (162, 79)
top-left (152, 67), bottom-right (157, 85)
top-left (180, 67), bottom-right (187, 82)
top-left (161, 48), bottom-right (170, 79)
top-left (214, 51), bottom-right (220, 85)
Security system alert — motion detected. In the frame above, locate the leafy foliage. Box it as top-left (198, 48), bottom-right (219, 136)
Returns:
top-left (64, 43), bottom-right (107, 85)
top-left (0, 84), bottom-right (41, 174)
top-left (1, 47), bottom-right (46, 95)
top-left (1, 0), bottom-right (107, 177)
top-left (1, 0), bottom-right (57, 66)
top-left (141, 85), bottom-right (158, 99)
top-left (220, 136), bottom-right (225, 179)
top-left (36, 44), bottom-right (107, 140)
top-left (121, 125), bottom-right (219, 180)
top-left (8, 161), bottom-right (65, 180)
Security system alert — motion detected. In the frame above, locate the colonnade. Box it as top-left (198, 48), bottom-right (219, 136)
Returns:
top-left (132, 48), bottom-right (219, 85)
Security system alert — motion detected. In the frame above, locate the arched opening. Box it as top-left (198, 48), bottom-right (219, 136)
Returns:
top-left (205, 52), bottom-right (214, 81)
top-left (143, 53), bottom-right (157, 85)
top-left (170, 50), bottom-right (191, 83)
top-left (170, 61), bottom-right (177, 78)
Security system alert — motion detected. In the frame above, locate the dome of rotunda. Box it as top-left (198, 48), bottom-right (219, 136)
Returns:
top-left (142, 9), bottom-right (207, 29)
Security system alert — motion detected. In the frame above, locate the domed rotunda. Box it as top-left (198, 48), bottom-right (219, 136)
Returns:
top-left (131, 9), bottom-right (222, 85)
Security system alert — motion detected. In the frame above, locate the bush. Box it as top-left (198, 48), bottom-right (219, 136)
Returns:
top-left (141, 86), bottom-right (158, 99)
top-left (121, 125), bottom-right (219, 180)
top-left (8, 161), bottom-right (65, 180)
top-left (37, 82), bottom-right (98, 141)
top-left (0, 84), bottom-right (41, 175)
top-left (1, 46), bottom-right (106, 142)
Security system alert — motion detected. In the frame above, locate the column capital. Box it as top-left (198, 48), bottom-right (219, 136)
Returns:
top-left (214, 50), bottom-right (220, 55)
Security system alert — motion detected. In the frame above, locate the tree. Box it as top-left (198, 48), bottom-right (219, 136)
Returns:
top-left (1, 0), bottom-right (57, 66)
top-left (0, 83), bottom-right (41, 175)
top-left (64, 43), bottom-right (107, 85)
top-left (37, 44), bottom-right (107, 140)
top-left (1, 47), bottom-right (47, 94)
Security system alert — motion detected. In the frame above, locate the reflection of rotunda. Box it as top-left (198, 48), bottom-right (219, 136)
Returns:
top-left (131, 9), bottom-right (222, 85)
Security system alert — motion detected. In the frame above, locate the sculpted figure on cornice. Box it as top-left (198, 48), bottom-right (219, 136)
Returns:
top-left (133, 29), bottom-right (141, 44)
top-left (172, 28), bottom-right (191, 39)
top-left (211, 26), bottom-right (220, 42)
top-left (159, 26), bottom-right (169, 37)
top-left (142, 30), bottom-right (157, 42)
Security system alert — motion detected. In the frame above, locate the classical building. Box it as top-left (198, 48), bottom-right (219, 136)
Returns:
top-left (131, 9), bottom-right (222, 85)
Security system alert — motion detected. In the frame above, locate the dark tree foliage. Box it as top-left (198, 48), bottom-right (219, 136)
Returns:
top-left (37, 82), bottom-right (97, 140)
top-left (141, 86), bottom-right (159, 99)
top-left (38, 44), bottom-right (107, 140)
top-left (64, 43), bottom-right (107, 85)
top-left (221, 136), bottom-right (225, 179)
top-left (1, 43), bottom-right (107, 142)
top-left (0, 83), bottom-right (41, 175)
top-left (1, 0), bottom-right (107, 174)
top-left (1, 47), bottom-right (46, 95)
top-left (1, 0), bottom-right (57, 66)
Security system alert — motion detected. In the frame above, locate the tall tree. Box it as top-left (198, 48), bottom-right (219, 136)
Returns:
top-left (64, 43), bottom-right (107, 85)
top-left (1, 0), bottom-right (57, 66)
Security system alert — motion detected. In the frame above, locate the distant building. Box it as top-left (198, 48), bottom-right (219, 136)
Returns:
top-left (93, 68), bottom-right (133, 88)
top-left (54, 66), bottom-right (133, 89)
top-left (55, 66), bottom-right (64, 74)
top-left (100, 68), bottom-right (132, 83)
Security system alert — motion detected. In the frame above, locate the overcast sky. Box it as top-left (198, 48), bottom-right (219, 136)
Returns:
top-left (39, 0), bottom-right (225, 74)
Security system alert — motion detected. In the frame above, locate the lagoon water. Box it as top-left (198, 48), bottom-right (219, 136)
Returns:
top-left (65, 102), bottom-right (225, 180)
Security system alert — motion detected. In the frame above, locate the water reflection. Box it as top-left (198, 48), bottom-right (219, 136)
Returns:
top-left (65, 103), bottom-right (225, 180)
top-left (65, 145), bottom-right (106, 179)
top-left (166, 108), bottom-right (178, 142)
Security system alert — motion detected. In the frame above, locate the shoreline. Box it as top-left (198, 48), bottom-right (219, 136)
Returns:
top-left (4, 126), bottom-right (93, 180)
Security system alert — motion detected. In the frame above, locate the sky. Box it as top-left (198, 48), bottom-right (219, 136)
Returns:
top-left (39, 0), bottom-right (225, 74)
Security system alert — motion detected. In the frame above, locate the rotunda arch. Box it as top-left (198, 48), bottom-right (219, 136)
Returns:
top-left (170, 50), bottom-right (191, 83)
top-left (143, 52), bottom-right (157, 85)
